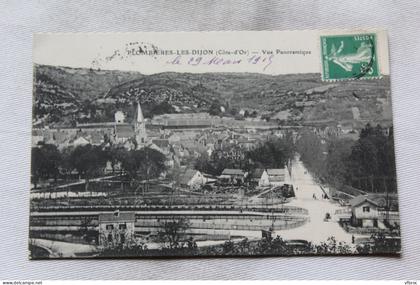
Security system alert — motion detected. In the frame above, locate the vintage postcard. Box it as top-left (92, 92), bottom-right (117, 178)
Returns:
top-left (30, 30), bottom-right (400, 259)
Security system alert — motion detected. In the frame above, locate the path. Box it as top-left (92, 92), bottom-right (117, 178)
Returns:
top-left (273, 158), bottom-right (357, 244)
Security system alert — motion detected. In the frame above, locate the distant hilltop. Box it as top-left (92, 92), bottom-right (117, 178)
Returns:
top-left (33, 64), bottom-right (392, 128)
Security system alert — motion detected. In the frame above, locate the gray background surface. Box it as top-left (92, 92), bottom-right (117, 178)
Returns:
top-left (0, 0), bottom-right (419, 280)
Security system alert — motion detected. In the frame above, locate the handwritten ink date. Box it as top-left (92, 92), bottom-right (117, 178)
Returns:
top-left (166, 54), bottom-right (274, 71)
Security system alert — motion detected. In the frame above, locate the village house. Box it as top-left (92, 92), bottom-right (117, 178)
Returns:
top-left (179, 140), bottom-right (207, 159)
top-left (114, 110), bottom-right (125, 123)
top-left (259, 170), bottom-right (270, 187)
top-left (48, 130), bottom-right (74, 149)
top-left (349, 195), bottom-right (380, 228)
top-left (337, 122), bottom-right (355, 135)
top-left (172, 143), bottom-right (191, 163)
top-left (218, 169), bottom-right (246, 185)
top-left (114, 124), bottom-right (135, 144)
top-left (248, 168), bottom-right (288, 187)
top-left (72, 136), bottom-right (90, 147)
top-left (146, 143), bottom-right (169, 163)
top-left (266, 168), bottom-right (286, 186)
top-left (179, 169), bottom-right (206, 190)
top-left (104, 160), bottom-right (123, 174)
top-left (249, 168), bottom-right (270, 187)
top-left (151, 139), bottom-right (171, 155)
top-left (89, 132), bottom-right (104, 146)
top-left (122, 138), bottom-right (136, 150)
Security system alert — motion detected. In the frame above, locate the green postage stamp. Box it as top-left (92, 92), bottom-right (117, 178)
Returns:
top-left (321, 33), bottom-right (380, 81)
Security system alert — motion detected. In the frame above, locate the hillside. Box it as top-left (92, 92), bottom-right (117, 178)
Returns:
top-left (33, 64), bottom-right (392, 127)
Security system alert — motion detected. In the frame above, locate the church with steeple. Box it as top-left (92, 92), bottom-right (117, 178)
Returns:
top-left (110, 102), bottom-right (148, 149)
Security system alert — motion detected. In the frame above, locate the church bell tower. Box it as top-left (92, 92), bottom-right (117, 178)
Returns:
top-left (135, 102), bottom-right (147, 146)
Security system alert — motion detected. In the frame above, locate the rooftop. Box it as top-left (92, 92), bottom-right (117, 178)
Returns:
top-left (152, 139), bottom-right (170, 148)
top-left (116, 125), bottom-right (135, 138)
top-left (221, 169), bottom-right (245, 176)
top-left (99, 212), bottom-right (136, 223)
top-left (266, 168), bottom-right (285, 176)
top-left (349, 195), bottom-right (379, 208)
top-left (250, 168), bottom-right (265, 179)
top-left (180, 169), bottom-right (199, 185)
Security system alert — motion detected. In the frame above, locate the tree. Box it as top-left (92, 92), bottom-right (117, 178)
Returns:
top-left (208, 100), bottom-right (222, 116)
top-left (31, 143), bottom-right (62, 188)
top-left (158, 218), bottom-right (190, 249)
top-left (296, 128), bottom-right (326, 179)
top-left (58, 146), bottom-right (74, 178)
top-left (356, 232), bottom-right (401, 255)
top-left (148, 102), bottom-right (176, 118)
top-left (120, 147), bottom-right (166, 182)
top-left (79, 216), bottom-right (97, 244)
top-left (68, 144), bottom-right (107, 191)
top-left (256, 235), bottom-right (288, 255)
top-left (194, 153), bottom-right (219, 175)
top-left (237, 238), bottom-right (251, 254)
top-left (167, 164), bottom-right (183, 187)
top-left (261, 114), bottom-right (271, 122)
top-left (346, 124), bottom-right (397, 193)
top-left (247, 137), bottom-right (295, 169)
top-left (222, 239), bottom-right (235, 255)
top-left (324, 138), bottom-right (354, 188)
top-left (314, 236), bottom-right (352, 255)
top-left (296, 124), bottom-right (397, 197)
top-left (194, 136), bottom-right (295, 176)
top-left (81, 99), bottom-right (96, 119)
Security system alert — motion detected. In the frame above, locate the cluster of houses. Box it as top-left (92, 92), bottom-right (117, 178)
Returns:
top-left (33, 102), bottom-right (296, 174)
top-left (33, 102), bottom-right (298, 197)
top-left (33, 102), bottom-right (293, 149)
top-left (179, 167), bottom-right (290, 191)
top-left (32, 103), bottom-right (149, 150)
